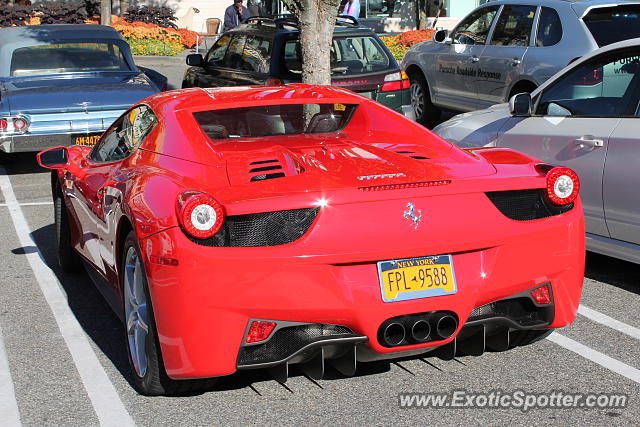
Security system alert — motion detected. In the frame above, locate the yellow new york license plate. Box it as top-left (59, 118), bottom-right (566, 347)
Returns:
top-left (74, 133), bottom-right (102, 146)
top-left (377, 255), bottom-right (458, 302)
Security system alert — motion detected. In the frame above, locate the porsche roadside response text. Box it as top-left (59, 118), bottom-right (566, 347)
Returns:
top-left (398, 390), bottom-right (628, 412)
top-left (438, 64), bottom-right (502, 80)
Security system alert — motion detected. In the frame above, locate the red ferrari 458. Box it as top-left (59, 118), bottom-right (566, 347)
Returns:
top-left (38, 85), bottom-right (585, 395)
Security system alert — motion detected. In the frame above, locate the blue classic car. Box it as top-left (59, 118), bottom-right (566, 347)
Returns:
top-left (0, 24), bottom-right (163, 153)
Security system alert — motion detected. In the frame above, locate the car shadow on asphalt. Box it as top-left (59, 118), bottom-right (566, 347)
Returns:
top-left (0, 152), bottom-right (49, 175)
top-left (585, 252), bottom-right (640, 295)
top-left (27, 222), bottom-right (401, 396)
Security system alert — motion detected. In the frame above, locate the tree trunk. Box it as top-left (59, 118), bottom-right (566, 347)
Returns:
top-left (417, 0), bottom-right (427, 30)
top-left (101, 0), bottom-right (111, 25)
top-left (281, 0), bottom-right (341, 85)
top-left (119, 0), bottom-right (129, 16)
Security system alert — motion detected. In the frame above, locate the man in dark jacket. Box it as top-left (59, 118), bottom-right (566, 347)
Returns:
top-left (223, 0), bottom-right (250, 32)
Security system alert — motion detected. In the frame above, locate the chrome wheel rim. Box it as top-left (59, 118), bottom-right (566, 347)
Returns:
top-left (410, 81), bottom-right (425, 119)
top-left (124, 246), bottom-right (148, 378)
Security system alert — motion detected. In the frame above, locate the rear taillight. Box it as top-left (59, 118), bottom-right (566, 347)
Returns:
top-left (245, 320), bottom-right (277, 343)
top-left (576, 68), bottom-right (603, 86)
top-left (177, 192), bottom-right (225, 239)
top-left (13, 117), bottom-right (28, 131)
top-left (381, 71), bottom-right (410, 92)
top-left (0, 119), bottom-right (7, 131)
top-left (531, 284), bottom-right (552, 305)
top-left (265, 78), bottom-right (283, 86)
top-left (546, 167), bottom-right (580, 205)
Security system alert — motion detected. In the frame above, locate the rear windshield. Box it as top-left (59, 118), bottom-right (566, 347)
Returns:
top-left (193, 103), bottom-right (357, 140)
top-left (283, 36), bottom-right (391, 76)
top-left (583, 5), bottom-right (640, 47)
top-left (10, 42), bottom-right (131, 77)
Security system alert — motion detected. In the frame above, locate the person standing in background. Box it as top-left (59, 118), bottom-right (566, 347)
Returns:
top-left (248, 0), bottom-right (263, 17)
top-left (223, 0), bottom-right (250, 32)
top-left (341, 0), bottom-right (360, 18)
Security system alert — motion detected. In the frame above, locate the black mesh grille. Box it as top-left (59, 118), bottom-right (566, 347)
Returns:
top-left (188, 207), bottom-right (319, 247)
top-left (238, 324), bottom-right (354, 366)
top-left (468, 297), bottom-right (552, 327)
top-left (485, 189), bottom-right (573, 221)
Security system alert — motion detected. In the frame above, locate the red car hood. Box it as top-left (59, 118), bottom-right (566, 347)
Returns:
top-left (221, 134), bottom-right (497, 190)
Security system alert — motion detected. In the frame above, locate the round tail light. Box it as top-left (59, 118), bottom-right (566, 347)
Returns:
top-left (177, 192), bottom-right (225, 239)
top-left (546, 167), bottom-right (580, 205)
top-left (0, 119), bottom-right (7, 131)
top-left (13, 117), bottom-right (27, 131)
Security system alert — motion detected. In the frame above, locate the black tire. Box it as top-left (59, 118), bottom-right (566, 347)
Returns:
top-left (54, 186), bottom-right (83, 272)
top-left (408, 72), bottom-right (441, 128)
top-left (508, 329), bottom-right (552, 349)
top-left (121, 231), bottom-right (214, 396)
top-left (0, 151), bottom-right (13, 165)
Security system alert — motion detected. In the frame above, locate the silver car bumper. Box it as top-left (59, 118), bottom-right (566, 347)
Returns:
top-left (0, 110), bottom-right (124, 153)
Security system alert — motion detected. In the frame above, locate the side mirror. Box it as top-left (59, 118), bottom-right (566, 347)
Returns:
top-left (434, 29), bottom-right (449, 43)
top-left (186, 54), bottom-right (204, 67)
top-left (37, 146), bottom-right (68, 169)
top-left (509, 92), bottom-right (532, 117)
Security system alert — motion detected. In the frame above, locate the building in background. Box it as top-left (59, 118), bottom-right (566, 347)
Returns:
top-left (115, 0), bottom-right (482, 34)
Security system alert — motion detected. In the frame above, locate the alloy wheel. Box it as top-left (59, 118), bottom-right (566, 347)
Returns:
top-left (124, 246), bottom-right (149, 378)
top-left (410, 81), bottom-right (425, 119)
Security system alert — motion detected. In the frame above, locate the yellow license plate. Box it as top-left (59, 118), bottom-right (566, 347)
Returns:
top-left (377, 255), bottom-right (457, 302)
top-left (74, 134), bottom-right (102, 146)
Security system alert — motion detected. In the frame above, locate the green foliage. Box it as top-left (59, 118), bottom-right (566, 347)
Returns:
top-left (125, 37), bottom-right (183, 56)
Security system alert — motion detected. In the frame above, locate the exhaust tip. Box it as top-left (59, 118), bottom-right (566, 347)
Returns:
top-left (411, 319), bottom-right (431, 342)
top-left (383, 322), bottom-right (406, 346)
top-left (431, 313), bottom-right (458, 340)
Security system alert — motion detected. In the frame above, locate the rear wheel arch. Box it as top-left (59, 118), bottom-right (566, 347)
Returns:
top-left (115, 216), bottom-right (134, 280)
top-left (405, 64), bottom-right (431, 96)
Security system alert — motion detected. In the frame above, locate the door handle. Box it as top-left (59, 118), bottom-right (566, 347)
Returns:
top-left (470, 55), bottom-right (479, 63)
top-left (574, 136), bottom-right (604, 149)
top-left (511, 58), bottom-right (521, 66)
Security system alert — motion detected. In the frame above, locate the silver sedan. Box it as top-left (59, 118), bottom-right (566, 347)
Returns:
top-left (402, 0), bottom-right (640, 126)
top-left (433, 37), bottom-right (640, 264)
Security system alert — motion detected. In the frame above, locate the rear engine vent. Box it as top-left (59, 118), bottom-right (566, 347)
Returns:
top-left (468, 297), bottom-right (553, 327)
top-left (188, 207), bottom-right (319, 247)
top-left (237, 324), bottom-right (354, 366)
top-left (249, 159), bottom-right (286, 182)
top-left (396, 150), bottom-right (430, 160)
top-left (485, 189), bottom-right (573, 221)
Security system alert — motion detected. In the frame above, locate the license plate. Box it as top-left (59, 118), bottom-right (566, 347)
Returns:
top-left (73, 133), bottom-right (102, 146)
top-left (377, 255), bottom-right (457, 302)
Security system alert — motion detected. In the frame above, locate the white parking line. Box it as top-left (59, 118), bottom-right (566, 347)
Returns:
top-left (578, 304), bottom-right (640, 341)
top-left (0, 201), bottom-right (53, 207)
top-left (0, 170), bottom-right (135, 427)
top-left (547, 332), bottom-right (640, 384)
top-left (0, 325), bottom-right (21, 427)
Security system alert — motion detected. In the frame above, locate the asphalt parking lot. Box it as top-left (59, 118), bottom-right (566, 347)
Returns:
top-left (0, 59), bottom-right (639, 426)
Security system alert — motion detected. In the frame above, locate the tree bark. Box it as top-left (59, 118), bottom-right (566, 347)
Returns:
top-left (417, 0), bottom-right (427, 30)
top-left (101, 0), bottom-right (111, 25)
top-left (281, 0), bottom-right (341, 85)
top-left (119, 0), bottom-right (129, 16)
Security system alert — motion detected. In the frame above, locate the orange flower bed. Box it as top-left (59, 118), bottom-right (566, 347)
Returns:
top-left (398, 29), bottom-right (436, 47)
top-left (86, 15), bottom-right (198, 51)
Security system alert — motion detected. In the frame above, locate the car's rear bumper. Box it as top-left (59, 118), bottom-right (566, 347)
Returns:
top-left (0, 110), bottom-right (124, 153)
top-left (140, 194), bottom-right (585, 379)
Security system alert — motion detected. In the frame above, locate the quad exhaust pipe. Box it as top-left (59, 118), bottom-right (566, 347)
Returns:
top-left (378, 311), bottom-right (458, 347)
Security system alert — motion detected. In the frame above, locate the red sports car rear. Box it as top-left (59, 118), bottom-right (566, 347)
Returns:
top-left (38, 85), bottom-right (585, 395)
